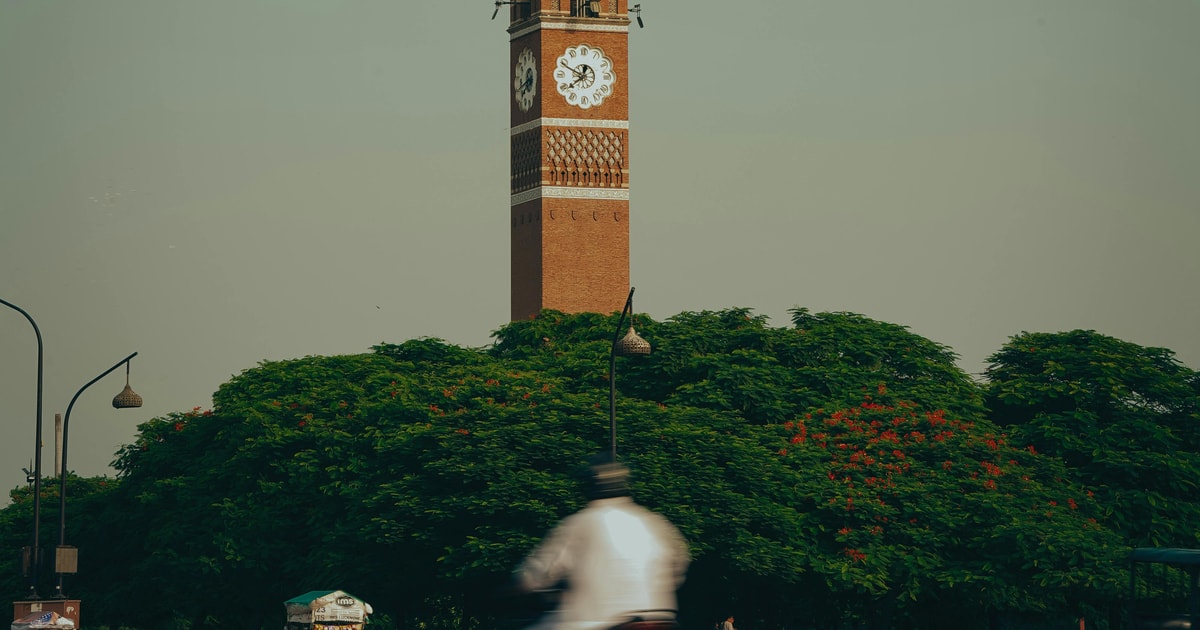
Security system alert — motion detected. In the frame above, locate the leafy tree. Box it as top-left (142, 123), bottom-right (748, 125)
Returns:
top-left (615, 308), bottom-right (985, 426)
top-left (985, 330), bottom-right (1200, 549)
top-left (0, 474), bottom-right (117, 601)
top-left (0, 483), bottom-right (40, 600)
top-left (771, 392), bottom-right (1124, 628)
top-left (0, 311), bottom-right (1149, 630)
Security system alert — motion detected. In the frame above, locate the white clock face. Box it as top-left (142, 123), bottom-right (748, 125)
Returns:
top-left (553, 44), bottom-right (615, 110)
top-left (513, 48), bottom-right (537, 112)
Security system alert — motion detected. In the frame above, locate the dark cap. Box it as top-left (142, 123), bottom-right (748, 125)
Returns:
top-left (588, 462), bottom-right (631, 499)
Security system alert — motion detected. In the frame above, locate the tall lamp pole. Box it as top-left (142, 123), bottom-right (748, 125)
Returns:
top-left (608, 287), bottom-right (650, 463)
top-left (1, 298), bottom-right (46, 598)
top-left (55, 352), bottom-right (142, 598)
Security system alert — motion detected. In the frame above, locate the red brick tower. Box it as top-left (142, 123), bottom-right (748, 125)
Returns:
top-left (507, 0), bottom-right (633, 320)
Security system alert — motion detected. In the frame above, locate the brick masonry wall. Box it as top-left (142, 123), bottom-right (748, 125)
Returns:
top-left (511, 200), bottom-right (629, 320)
top-left (509, 14), bottom-right (632, 319)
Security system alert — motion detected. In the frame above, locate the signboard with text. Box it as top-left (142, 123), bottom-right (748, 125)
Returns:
top-left (284, 590), bottom-right (372, 627)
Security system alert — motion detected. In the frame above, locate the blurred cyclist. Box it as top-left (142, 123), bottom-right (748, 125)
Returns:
top-left (514, 461), bottom-right (690, 630)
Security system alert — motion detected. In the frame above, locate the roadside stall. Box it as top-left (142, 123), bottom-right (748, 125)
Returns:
top-left (285, 590), bottom-right (373, 630)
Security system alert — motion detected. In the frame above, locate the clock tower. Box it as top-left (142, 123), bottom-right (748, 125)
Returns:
top-left (505, 0), bottom-right (634, 320)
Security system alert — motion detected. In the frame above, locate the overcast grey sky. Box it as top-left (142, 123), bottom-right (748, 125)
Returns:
top-left (2, 1), bottom-right (1198, 485)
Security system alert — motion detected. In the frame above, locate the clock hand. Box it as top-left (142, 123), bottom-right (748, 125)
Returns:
top-left (559, 59), bottom-right (583, 79)
top-left (569, 66), bottom-right (593, 88)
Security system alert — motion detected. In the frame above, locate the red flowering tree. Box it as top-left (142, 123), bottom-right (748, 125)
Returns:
top-left (774, 390), bottom-right (1124, 627)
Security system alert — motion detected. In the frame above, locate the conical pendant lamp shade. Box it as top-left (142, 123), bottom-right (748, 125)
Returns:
top-left (112, 384), bottom-right (142, 409)
top-left (614, 326), bottom-right (651, 356)
top-left (112, 364), bottom-right (143, 408)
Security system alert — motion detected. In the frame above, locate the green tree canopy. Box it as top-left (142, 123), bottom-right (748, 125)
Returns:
top-left (0, 310), bottom-right (1148, 630)
top-left (985, 330), bottom-right (1200, 548)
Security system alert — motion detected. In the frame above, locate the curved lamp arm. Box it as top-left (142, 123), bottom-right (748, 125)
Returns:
top-left (608, 288), bottom-right (649, 463)
top-left (55, 351), bottom-right (139, 598)
top-left (1, 297), bottom-right (45, 598)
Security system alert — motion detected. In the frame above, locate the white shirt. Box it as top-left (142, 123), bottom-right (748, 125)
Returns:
top-left (517, 496), bottom-right (690, 630)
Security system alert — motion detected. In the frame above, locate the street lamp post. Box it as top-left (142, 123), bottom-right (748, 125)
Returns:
top-left (54, 352), bottom-right (141, 598)
top-left (608, 287), bottom-right (650, 463)
top-left (0, 297), bottom-right (46, 598)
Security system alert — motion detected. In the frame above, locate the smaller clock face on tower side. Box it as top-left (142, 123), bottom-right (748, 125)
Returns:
top-left (553, 44), bottom-right (615, 110)
top-left (513, 48), bottom-right (537, 112)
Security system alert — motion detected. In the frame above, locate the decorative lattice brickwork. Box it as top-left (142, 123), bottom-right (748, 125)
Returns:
top-left (511, 129), bottom-right (542, 193)
top-left (545, 127), bottom-right (626, 188)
